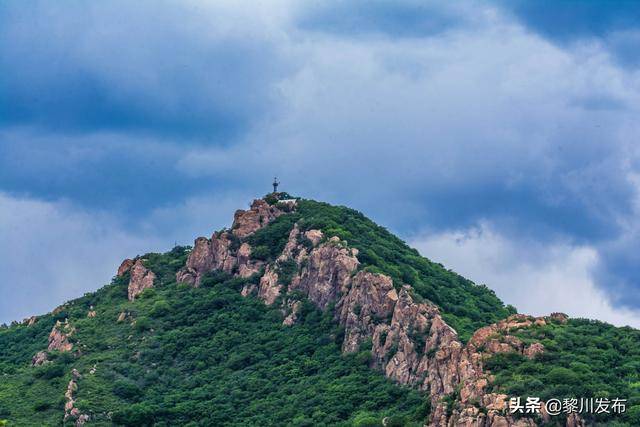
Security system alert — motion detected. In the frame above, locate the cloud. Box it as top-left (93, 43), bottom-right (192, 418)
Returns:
top-left (2, 0), bottom-right (640, 323)
top-left (409, 223), bottom-right (640, 328)
top-left (0, 192), bottom-right (164, 324)
top-left (176, 7), bottom-right (640, 315)
top-left (297, 0), bottom-right (476, 38)
top-left (497, 0), bottom-right (640, 66)
top-left (0, 0), bottom-right (292, 139)
top-left (0, 187), bottom-right (263, 325)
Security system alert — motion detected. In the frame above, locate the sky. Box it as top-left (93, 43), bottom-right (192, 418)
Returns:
top-left (2, 0), bottom-right (640, 327)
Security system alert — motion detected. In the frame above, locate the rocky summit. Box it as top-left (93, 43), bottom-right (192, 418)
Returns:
top-left (0, 194), bottom-right (638, 426)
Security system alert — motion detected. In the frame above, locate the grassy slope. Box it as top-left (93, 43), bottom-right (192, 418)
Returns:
top-left (0, 248), bottom-right (427, 426)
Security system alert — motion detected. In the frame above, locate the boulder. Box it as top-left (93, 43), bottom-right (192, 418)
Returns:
top-left (128, 259), bottom-right (156, 301)
top-left (117, 258), bottom-right (134, 277)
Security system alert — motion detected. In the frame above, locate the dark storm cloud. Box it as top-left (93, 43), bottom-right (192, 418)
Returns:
top-left (0, 0), bottom-right (293, 217)
top-left (0, 0), bottom-right (290, 139)
top-left (498, 0), bottom-right (640, 66)
top-left (2, 0), bottom-right (640, 323)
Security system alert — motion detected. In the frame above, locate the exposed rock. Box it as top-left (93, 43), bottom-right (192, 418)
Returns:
top-left (23, 316), bottom-right (37, 326)
top-left (278, 225), bottom-right (301, 262)
top-left (289, 239), bottom-right (359, 310)
top-left (177, 232), bottom-right (263, 286)
top-left (237, 243), bottom-right (263, 278)
top-left (48, 320), bottom-right (74, 352)
top-left (176, 236), bottom-right (216, 286)
top-left (372, 287), bottom-right (447, 389)
top-left (87, 311), bottom-right (97, 318)
top-left (232, 199), bottom-right (285, 238)
top-left (241, 283), bottom-right (257, 297)
top-left (304, 229), bottom-right (324, 246)
top-left (128, 259), bottom-right (156, 301)
top-left (258, 266), bottom-right (281, 305)
top-left (64, 369), bottom-right (89, 425)
top-left (117, 258), bottom-right (134, 277)
top-left (550, 312), bottom-right (569, 324)
top-left (566, 413), bottom-right (586, 427)
top-left (31, 351), bottom-right (49, 366)
top-left (523, 342), bottom-right (545, 359)
top-left (338, 271), bottom-right (397, 353)
top-left (283, 301), bottom-right (301, 326)
top-left (117, 312), bottom-right (127, 322)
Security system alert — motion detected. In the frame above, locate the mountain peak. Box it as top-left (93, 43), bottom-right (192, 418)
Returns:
top-left (1, 197), bottom-right (638, 426)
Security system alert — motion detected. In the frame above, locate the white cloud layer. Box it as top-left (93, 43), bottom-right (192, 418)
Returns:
top-left (410, 223), bottom-right (640, 328)
top-left (0, 193), bottom-right (158, 323)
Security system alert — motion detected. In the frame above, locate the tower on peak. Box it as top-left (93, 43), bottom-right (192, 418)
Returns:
top-left (272, 177), bottom-right (280, 193)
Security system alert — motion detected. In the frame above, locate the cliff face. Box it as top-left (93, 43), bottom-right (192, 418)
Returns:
top-left (117, 257), bottom-right (157, 301)
top-left (236, 215), bottom-right (558, 426)
top-left (232, 199), bottom-right (284, 238)
top-left (150, 196), bottom-right (575, 426)
top-left (175, 199), bottom-right (279, 286)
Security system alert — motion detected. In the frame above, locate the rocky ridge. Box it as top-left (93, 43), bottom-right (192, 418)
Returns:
top-left (174, 199), bottom-right (280, 286)
top-left (64, 368), bottom-right (89, 426)
top-left (117, 258), bottom-right (156, 301)
top-left (31, 319), bottom-right (76, 366)
top-left (166, 196), bottom-right (579, 427)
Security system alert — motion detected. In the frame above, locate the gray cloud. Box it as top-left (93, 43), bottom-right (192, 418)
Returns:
top-left (2, 0), bottom-right (640, 324)
top-left (0, 0), bottom-right (292, 139)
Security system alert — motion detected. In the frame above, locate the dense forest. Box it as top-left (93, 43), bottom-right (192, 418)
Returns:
top-left (0, 197), bottom-right (638, 426)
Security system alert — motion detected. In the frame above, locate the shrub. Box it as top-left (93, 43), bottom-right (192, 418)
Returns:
top-left (352, 412), bottom-right (380, 427)
top-left (111, 403), bottom-right (155, 426)
top-left (113, 380), bottom-right (143, 401)
top-left (34, 363), bottom-right (64, 379)
top-left (150, 300), bottom-right (171, 318)
top-left (134, 317), bottom-right (152, 333)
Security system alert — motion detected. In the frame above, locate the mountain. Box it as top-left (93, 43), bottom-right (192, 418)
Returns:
top-left (1, 195), bottom-right (639, 426)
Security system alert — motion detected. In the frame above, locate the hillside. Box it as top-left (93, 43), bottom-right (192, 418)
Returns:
top-left (0, 195), bottom-right (639, 426)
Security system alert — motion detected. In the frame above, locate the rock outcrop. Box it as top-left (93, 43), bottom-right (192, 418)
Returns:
top-left (258, 266), bottom-right (281, 305)
top-left (22, 315), bottom-right (37, 326)
top-left (64, 368), bottom-right (89, 425)
top-left (338, 271), bottom-right (398, 353)
top-left (232, 199), bottom-right (285, 238)
top-left (117, 258), bottom-right (134, 277)
top-left (289, 237), bottom-right (360, 310)
top-left (242, 221), bottom-right (561, 426)
top-left (48, 320), bottom-right (75, 352)
top-left (128, 259), bottom-right (156, 301)
top-left (176, 198), bottom-right (290, 286)
top-left (172, 199), bottom-right (570, 426)
top-left (32, 320), bottom-right (75, 366)
top-left (176, 232), bottom-right (263, 286)
top-left (31, 351), bottom-right (49, 366)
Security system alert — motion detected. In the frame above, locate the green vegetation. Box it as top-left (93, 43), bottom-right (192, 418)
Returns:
top-left (0, 197), bottom-right (638, 426)
top-left (249, 199), bottom-right (515, 341)
top-left (0, 247), bottom-right (426, 426)
top-left (486, 318), bottom-right (640, 425)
